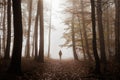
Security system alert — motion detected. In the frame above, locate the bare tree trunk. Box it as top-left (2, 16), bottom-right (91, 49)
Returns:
top-left (8, 0), bottom-right (23, 74)
top-left (96, 0), bottom-right (107, 72)
top-left (90, 0), bottom-right (101, 74)
top-left (48, 0), bottom-right (52, 58)
top-left (115, 0), bottom-right (120, 62)
top-left (80, 0), bottom-right (92, 60)
top-left (34, 1), bottom-right (39, 60)
top-left (38, 0), bottom-right (44, 62)
top-left (77, 15), bottom-right (86, 60)
top-left (4, 0), bottom-right (11, 60)
top-left (3, 0), bottom-right (6, 55)
top-left (26, 0), bottom-right (32, 58)
top-left (71, 14), bottom-right (78, 60)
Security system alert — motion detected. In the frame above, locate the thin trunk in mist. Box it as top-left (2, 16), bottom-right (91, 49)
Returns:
top-left (8, 0), bottom-right (23, 74)
top-left (106, 8), bottom-right (111, 58)
top-left (3, 0), bottom-right (6, 55)
top-left (34, 2), bottom-right (39, 60)
top-left (96, 0), bottom-right (107, 72)
top-left (90, 0), bottom-right (100, 74)
top-left (48, 0), bottom-right (52, 58)
top-left (115, 0), bottom-right (120, 62)
top-left (80, 0), bottom-right (92, 60)
top-left (77, 15), bottom-right (86, 60)
top-left (38, 0), bottom-right (44, 62)
top-left (0, 36), bottom-right (1, 57)
top-left (26, 0), bottom-right (32, 58)
top-left (71, 14), bottom-right (78, 60)
top-left (4, 0), bottom-right (11, 59)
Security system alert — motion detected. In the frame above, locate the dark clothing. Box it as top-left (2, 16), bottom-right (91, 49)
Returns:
top-left (59, 50), bottom-right (62, 60)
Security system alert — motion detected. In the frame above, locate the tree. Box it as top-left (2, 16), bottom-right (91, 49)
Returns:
top-left (96, 0), bottom-right (107, 72)
top-left (26, 0), bottom-right (32, 58)
top-left (8, 0), bottom-right (23, 74)
top-left (4, 0), bottom-right (11, 60)
top-left (71, 14), bottom-right (78, 60)
top-left (115, 0), bottom-right (120, 62)
top-left (90, 0), bottom-right (100, 74)
top-left (48, 0), bottom-right (52, 58)
top-left (34, 1), bottom-right (39, 60)
top-left (38, 0), bottom-right (44, 62)
top-left (80, 0), bottom-right (93, 60)
top-left (2, 0), bottom-right (6, 55)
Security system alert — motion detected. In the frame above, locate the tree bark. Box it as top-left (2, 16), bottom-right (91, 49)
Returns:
top-left (26, 0), bottom-right (32, 58)
top-left (8, 0), bottom-right (23, 74)
top-left (96, 0), bottom-right (107, 72)
top-left (38, 0), bottom-right (44, 62)
top-left (4, 0), bottom-right (11, 60)
top-left (115, 0), bottom-right (120, 62)
top-left (90, 0), bottom-right (101, 74)
top-left (80, 0), bottom-right (93, 60)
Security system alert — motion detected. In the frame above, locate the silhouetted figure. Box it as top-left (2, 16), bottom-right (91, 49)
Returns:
top-left (59, 50), bottom-right (62, 61)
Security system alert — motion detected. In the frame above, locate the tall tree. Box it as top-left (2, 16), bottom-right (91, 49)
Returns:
top-left (48, 0), bottom-right (52, 58)
top-left (90, 0), bottom-right (100, 74)
top-left (26, 0), bottom-right (32, 58)
top-left (71, 14), bottom-right (78, 60)
top-left (8, 0), bottom-right (23, 74)
top-left (115, 0), bottom-right (120, 62)
top-left (38, 0), bottom-right (44, 62)
top-left (2, 0), bottom-right (6, 55)
top-left (80, 0), bottom-right (92, 60)
top-left (4, 0), bottom-right (11, 59)
top-left (34, 1), bottom-right (39, 60)
top-left (96, 0), bottom-right (107, 72)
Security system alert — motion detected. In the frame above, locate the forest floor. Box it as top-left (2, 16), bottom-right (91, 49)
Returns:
top-left (0, 58), bottom-right (120, 80)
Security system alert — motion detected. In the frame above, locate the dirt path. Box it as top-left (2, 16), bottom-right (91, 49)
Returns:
top-left (20, 59), bottom-right (91, 80)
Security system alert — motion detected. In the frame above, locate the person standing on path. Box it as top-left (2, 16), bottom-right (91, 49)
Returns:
top-left (59, 50), bottom-right (62, 61)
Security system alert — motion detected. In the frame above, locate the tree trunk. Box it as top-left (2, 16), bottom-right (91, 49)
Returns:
top-left (115, 0), bottom-right (120, 62)
top-left (3, 0), bottom-right (6, 55)
top-left (90, 0), bottom-right (101, 74)
top-left (38, 0), bottom-right (44, 62)
top-left (26, 0), bottom-right (32, 58)
top-left (48, 0), bottom-right (52, 58)
top-left (34, 1), bottom-right (39, 60)
top-left (71, 14), bottom-right (78, 60)
top-left (4, 0), bottom-right (11, 60)
top-left (96, 0), bottom-right (107, 72)
top-left (8, 0), bottom-right (23, 74)
top-left (80, 0), bottom-right (92, 60)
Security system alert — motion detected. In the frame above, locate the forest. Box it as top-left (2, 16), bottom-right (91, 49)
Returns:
top-left (0, 0), bottom-right (120, 80)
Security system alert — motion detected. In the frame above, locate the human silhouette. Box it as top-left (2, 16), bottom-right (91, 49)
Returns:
top-left (59, 50), bottom-right (62, 61)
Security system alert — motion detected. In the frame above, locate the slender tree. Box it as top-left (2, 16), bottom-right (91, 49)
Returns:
top-left (38, 0), bottom-right (44, 62)
top-left (96, 0), bottom-right (107, 72)
top-left (8, 0), bottom-right (23, 74)
top-left (48, 0), bottom-right (52, 58)
top-left (4, 0), bottom-right (11, 59)
top-left (26, 0), bottom-right (32, 58)
top-left (80, 0), bottom-right (92, 60)
top-left (2, 0), bottom-right (6, 55)
top-left (90, 0), bottom-right (100, 74)
top-left (115, 0), bottom-right (120, 62)
top-left (71, 14), bottom-right (78, 60)
top-left (34, 1), bottom-right (39, 60)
